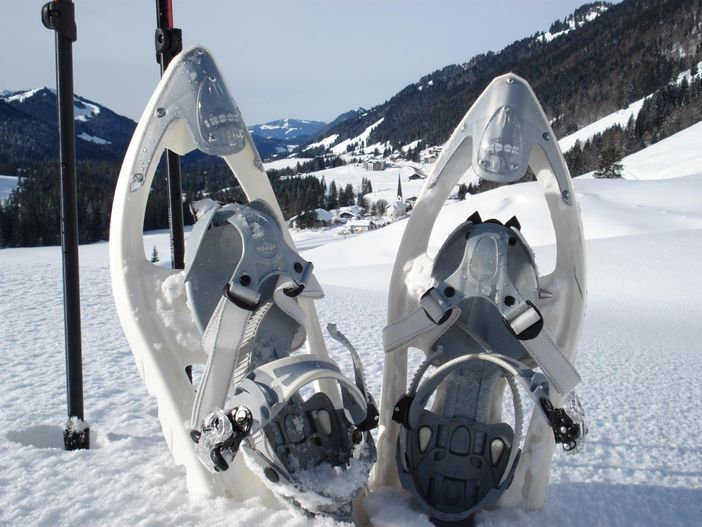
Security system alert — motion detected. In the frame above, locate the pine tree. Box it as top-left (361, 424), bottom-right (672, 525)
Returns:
top-left (326, 181), bottom-right (338, 210)
top-left (594, 147), bottom-right (623, 179)
top-left (150, 246), bottom-right (160, 263)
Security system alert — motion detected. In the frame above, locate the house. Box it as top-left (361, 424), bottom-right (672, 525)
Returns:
top-left (364, 160), bottom-right (386, 171)
top-left (287, 208), bottom-right (333, 229)
top-left (331, 205), bottom-right (364, 224)
top-left (399, 165), bottom-right (428, 181)
top-left (345, 218), bottom-right (377, 233)
top-left (337, 205), bottom-right (364, 218)
top-left (386, 200), bottom-right (408, 220)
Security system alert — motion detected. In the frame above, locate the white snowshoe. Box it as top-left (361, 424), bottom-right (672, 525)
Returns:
top-left (110, 45), bottom-right (377, 519)
top-left (372, 74), bottom-right (588, 523)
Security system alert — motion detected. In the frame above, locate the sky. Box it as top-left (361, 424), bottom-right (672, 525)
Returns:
top-left (0, 1), bottom-right (610, 125)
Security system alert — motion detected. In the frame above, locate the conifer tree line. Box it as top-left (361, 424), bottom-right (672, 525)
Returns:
top-left (564, 73), bottom-right (702, 177)
top-left (0, 155), bottom-right (371, 247)
top-left (318, 0), bottom-right (702, 153)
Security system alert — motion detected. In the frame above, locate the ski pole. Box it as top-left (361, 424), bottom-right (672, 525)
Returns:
top-left (155, 0), bottom-right (185, 270)
top-left (41, 0), bottom-right (89, 451)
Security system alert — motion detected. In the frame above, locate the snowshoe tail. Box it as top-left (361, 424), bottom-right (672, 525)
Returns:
top-left (374, 74), bottom-right (587, 522)
top-left (110, 45), bottom-right (376, 519)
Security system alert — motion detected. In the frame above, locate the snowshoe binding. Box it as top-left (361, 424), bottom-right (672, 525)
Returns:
top-left (110, 46), bottom-right (377, 519)
top-left (373, 74), bottom-right (588, 523)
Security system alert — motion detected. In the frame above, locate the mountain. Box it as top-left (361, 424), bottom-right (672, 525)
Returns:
top-left (248, 118), bottom-right (326, 142)
top-left (0, 88), bottom-right (136, 169)
top-left (0, 89), bottom-right (325, 168)
top-left (305, 0), bottom-right (702, 161)
top-left (320, 108), bottom-right (366, 135)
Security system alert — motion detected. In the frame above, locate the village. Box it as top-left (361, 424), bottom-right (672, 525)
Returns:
top-left (285, 163), bottom-right (428, 237)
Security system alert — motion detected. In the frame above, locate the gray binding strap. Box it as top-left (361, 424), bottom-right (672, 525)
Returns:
top-left (189, 200), bottom-right (317, 427)
top-left (385, 286), bottom-right (580, 396)
top-left (192, 277), bottom-right (314, 427)
top-left (327, 324), bottom-right (372, 401)
top-left (383, 303), bottom-right (461, 353)
top-left (192, 295), bottom-right (252, 426)
top-left (327, 323), bottom-right (379, 429)
top-left (273, 280), bottom-right (309, 329)
top-left (385, 223), bottom-right (581, 395)
top-left (233, 354), bottom-right (369, 430)
top-left (517, 319), bottom-right (580, 395)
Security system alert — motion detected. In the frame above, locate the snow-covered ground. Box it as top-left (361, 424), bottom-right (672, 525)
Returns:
top-left (263, 157), bottom-right (314, 171)
top-left (1, 121), bottom-right (702, 525)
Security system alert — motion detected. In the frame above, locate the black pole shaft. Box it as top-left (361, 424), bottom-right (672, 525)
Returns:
top-left (42, 0), bottom-right (89, 450)
top-left (155, 0), bottom-right (184, 270)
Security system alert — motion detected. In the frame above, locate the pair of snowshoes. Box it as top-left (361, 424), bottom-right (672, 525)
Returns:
top-left (110, 46), bottom-right (587, 523)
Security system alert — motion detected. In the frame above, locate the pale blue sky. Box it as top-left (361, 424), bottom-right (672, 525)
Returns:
top-left (1, 1), bottom-right (610, 125)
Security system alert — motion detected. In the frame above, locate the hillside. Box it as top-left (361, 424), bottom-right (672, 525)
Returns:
top-left (0, 88), bottom-right (136, 170)
top-left (0, 89), bottom-right (329, 167)
top-left (306, 0), bottom-right (702, 161)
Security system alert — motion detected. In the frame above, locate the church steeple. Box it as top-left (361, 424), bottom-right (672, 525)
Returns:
top-left (397, 173), bottom-right (403, 201)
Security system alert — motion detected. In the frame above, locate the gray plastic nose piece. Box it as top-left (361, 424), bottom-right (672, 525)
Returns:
top-left (185, 199), bottom-right (312, 333)
top-left (129, 47), bottom-right (252, 193)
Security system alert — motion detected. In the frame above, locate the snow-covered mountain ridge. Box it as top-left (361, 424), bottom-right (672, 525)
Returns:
top-left (301, 0), bottom-right (702, 169)
top-left (0, 87), bottom-right (135, 162)
top-left (248, 118), bottom-right (326, 142)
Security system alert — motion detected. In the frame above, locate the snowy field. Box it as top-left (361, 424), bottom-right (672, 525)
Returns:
top-left (1, 123), bottom-right (702, 526)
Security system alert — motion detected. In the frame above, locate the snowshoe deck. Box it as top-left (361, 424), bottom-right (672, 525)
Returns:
top-left (110, 45), bottom-right (376, 518)
top-left (373, 74), bottom-right (588, 522)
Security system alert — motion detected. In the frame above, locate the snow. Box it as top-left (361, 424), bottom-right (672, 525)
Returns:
top-left (305, 134), bottom-right (339, 151)
top-left (0, 175), bottom-right (18, 201)
top-left (294, 163), bottom-right (472, 207)
top-left (77, 132), bottom-right (112, 145)
top-left (331, 118), bottom-right (384, 156)
top-left (621, 120), bottom-right (702, 180)
top-left (0, 87), bottom-right (46, 103)
top-left (537, 5), bottom-right (609, 43)
top-left (558, 98), bottom-right (647, 153)
top-left (2, 120), bottom-right (702, 525)
top-left (263, 157), bottom-right (314, 171)
top-left (401, 140), bottom-right (421, 152)
top-left (73, 99), bottom-right (101, 122)
top-left (0, 89), bottom-right (101, 122)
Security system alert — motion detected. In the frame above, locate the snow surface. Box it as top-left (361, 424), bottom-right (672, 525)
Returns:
top-left (77, 132), bottom-right (111, 145)
top-left (263, 157), bottom-right (314, 171)
top-left (331, 118), bottom-right (384, 156)
top-left (305, 134), bottom-right (339, 151)
top-left (2, 122), bottom-right (702, 526)
top-left (536, 5), bottom-right (609, 43)
top-left (292, 163), bottom-right (466, 208)
top-left (0, 175), bottom-right (18, 201)
top-left (0, 87), bottom-right (46, 103)
top-left (73, 99), bottom-right (101, 122)
top-left (620, 120), bottom-right (702, 180)
top-left (558, 97), bottom-right (646, 153)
